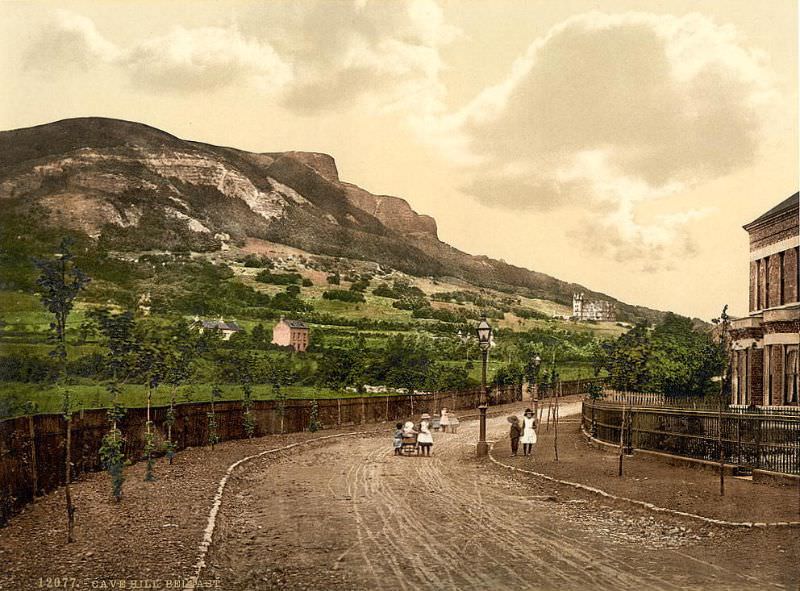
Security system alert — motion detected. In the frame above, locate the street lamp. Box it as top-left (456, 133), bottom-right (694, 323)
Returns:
top-left (476, 315), bottom-right (492, 457)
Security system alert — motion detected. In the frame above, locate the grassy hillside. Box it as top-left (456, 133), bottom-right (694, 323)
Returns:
top-left (0, 240), bottom-right (618, 418)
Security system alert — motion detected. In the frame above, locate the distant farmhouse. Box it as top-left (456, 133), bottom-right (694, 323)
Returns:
top-left (272, 316), bottom-right (310, 352)
top-left (192, 317), bottom-right (243, 341)
top-left (730, 193), bottom-right (799, 407)
top-left (572, 293), bottom-right (615, 322)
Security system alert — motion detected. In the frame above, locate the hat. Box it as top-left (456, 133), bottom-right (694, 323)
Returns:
top-left (421, 413), bottom-right (431, 419)
top-left (507, 415), bottom-right (519, 423)
top-left (524, 408), bottom-right (533, 416)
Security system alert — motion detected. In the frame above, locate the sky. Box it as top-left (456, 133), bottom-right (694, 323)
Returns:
top-left (0, 0), bottom-right (797, 321)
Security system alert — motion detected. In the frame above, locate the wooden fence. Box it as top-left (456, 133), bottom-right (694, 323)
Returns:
top-left (533, 378), bottom-right (601, 400)
top-left (582, 400), bottom-right (800, 476)
top-left (0, 384), bottom-right (523, 526)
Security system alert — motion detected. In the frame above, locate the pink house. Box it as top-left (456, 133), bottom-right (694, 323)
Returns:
top-left (272, 316), bottom-right (310, 352)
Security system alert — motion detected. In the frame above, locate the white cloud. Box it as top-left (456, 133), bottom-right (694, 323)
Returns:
top-left (445, 11), bottom-right (776, 268)
top-left (121, 26), bottom-right (293, 94)
top-left (24, 9), bottom-right (119, 70)
top-left (266, 0), bottom-right (460, 115)
top-left (25, 11), bottom-right (292, 95)
top-left (25, 2), bottom-right (458, 115)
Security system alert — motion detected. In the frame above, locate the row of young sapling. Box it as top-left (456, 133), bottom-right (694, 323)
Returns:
top-left (31, 239), bottom-right (322, 542)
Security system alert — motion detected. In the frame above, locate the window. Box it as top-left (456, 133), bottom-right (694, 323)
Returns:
top-left (785, 348), bottom-right (799, 405)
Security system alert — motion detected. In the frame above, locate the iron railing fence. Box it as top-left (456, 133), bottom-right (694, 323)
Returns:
top-left (601, 390), bottom-right (800, 415)
top-left (582, 400), bottom-right (800, 476)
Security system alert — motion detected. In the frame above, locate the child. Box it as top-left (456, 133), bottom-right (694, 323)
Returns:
top-left (439, 408), bottom-right (450, 433)
top-left (417, 413), bottom-right (433, 456)
top-left (521, 408), bottom-right (537, 456)
top-left (393, 422), bottom-right (404, 456)
top-left (509, 415), bottom-right (522, 456)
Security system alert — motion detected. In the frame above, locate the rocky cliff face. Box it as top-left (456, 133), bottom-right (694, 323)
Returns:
top-left (0, 117), bottom-right (665, 322)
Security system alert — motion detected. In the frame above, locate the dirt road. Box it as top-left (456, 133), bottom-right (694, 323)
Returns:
top-left (206, 401), bottom-right (798, 590)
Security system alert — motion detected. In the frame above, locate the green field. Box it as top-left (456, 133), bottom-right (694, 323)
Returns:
top-left (0, 251), bottom-right (622, 419)
top-left (0, 382), bottom-right (392, 416)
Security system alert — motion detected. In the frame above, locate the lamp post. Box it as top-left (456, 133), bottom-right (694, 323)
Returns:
top-left (476, 315), bottom-right (492, 457)
top-left (528, 353), bottom-right (542, 419)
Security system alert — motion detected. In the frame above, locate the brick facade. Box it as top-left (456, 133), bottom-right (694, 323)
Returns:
top-left (732, 193), bottom-right (799, 407)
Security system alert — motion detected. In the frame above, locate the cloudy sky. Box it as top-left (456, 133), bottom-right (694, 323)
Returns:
top-left (0, 0), bottom-right (797, 320)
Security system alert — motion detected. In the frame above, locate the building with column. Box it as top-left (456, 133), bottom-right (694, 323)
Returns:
top-left (730, 192), bottom-right (799, 407)
top-left (572, 292), bottom-right (616, 321)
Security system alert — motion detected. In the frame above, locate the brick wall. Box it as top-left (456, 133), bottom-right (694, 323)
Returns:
top-left (763, 320), bottom-right (800, 334)
top-left (770, 345), bottom-right (784, 406)
top-left (758, 259), bottom-right (768, 310)
top-left (750, 348), bottom-right (764, 405)
top-left (768, 254), bottom-right (783, 308)
top-left (749, 211), bottom-right (800, 250)
top-left (784, 247), bottom-right (799, 304)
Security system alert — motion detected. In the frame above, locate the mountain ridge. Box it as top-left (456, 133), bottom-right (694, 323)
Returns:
top-left (0, 117), bottom-right (667, 322)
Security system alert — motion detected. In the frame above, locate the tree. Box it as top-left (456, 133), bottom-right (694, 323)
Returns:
top-left (266, 357), bottom-right (292, 433)
top-left (99, 393), bottom-right (126, 501)
top-left (162, 320), bottom-right (202, 462)
top-left (370, 335), bottom-right (433, 392)
top-left (602, 323), bottom-right (651, 392)
top-left (308, 399), bottom-right (321, 432)
top-left (208, 385), bottom-right (222, 448)
top-left (316, 345), bottom-right (366, 392)
top-left (34, 238), bottom-right (90, 542)
top-left (223, 351), bottom-right (258, 438)
top-left (88, 309), bottom-right (137, 496)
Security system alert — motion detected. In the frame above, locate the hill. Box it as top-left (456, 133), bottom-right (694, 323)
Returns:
top-left (0, 116), bottom-right (665, 323)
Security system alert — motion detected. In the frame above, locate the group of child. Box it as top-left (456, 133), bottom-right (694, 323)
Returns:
top-left (392, 408), bottom-right (452, 457)
top-left (390, 407), bottom-right (538, 458)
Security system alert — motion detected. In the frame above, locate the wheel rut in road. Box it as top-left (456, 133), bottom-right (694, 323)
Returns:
top-left (204, 403), bottom-right (790, 590)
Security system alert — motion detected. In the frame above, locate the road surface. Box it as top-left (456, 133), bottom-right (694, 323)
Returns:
top-left (204, 401), bottom-right (795, 590)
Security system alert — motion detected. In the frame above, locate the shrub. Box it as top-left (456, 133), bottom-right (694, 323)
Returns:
top-left (255, 270), bottom-right (302, 285)
top-left (349, 279), bottom-right (370, 292)
top-left (322, 289), bottom-right (365, 303)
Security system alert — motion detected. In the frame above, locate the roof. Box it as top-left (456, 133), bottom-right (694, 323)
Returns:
top-left (280, 318), bottom-right (308, 329)
top-left (199, 320), bottom-right (242, 331)
top-left (744, 192), bottom-right (799, 230)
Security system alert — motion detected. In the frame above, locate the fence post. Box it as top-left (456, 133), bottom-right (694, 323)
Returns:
top-left (337, 398), bottom-right (342, 426)
top-left (361, 397), bottom-right (366, 425)
top-left (410, 395), bottom-right (414, 416)
top-left (755, 417), bottom-right (762, 470)
top-left (28, 414), bottom-right (38, 502)
top-left (618, 401), bottom-right (626, 477)
top-left (736, 416), bottom-right (741, 467)
top-left (385, 396), bottom-right (389, 422)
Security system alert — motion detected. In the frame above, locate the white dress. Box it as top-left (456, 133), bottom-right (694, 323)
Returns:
top-left (439, 410), bottom-right (450, 426)
top-left (521, 416), bottom-right (537, 444)
top-left (417, 420), bottom-right (434, 444)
